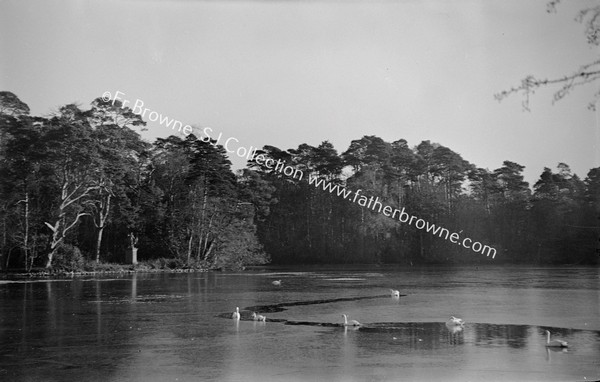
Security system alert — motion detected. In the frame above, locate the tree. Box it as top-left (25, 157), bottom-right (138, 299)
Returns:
top-left (0, 91), bottom-right (30, 117)
top-left (531, 163), bottom-right (590, 262)
top-left (495, 1), bottom-right (600, 110)
top-left (387, 139), bottom-right (417, 207)
top-left (42, 105), bottom-right (101, 268)
top-left (87, 97), bottom-right (147, 264)
top-left (210, 212), bottom-right (269, 271)
top-left (584, 167), bottom-right (600, 212)
top-left (237, 168), bottom-right (276, 221)
top-left (184, 135), bottom-right (239, 264)
top-left (342, 135), bottom-right (391, 174)
top-left (87, 97), bottom-right (147, 130)
top-left (141, 134), bottom-right (267, 269)
top-left (0, 111), bottom-right (47, 270)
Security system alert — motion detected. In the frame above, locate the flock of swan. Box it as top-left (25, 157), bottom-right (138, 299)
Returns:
top-left (231, 306), bottom-right (267, 323)
top-left (230, 283), bottom-right (569, 348)
top-left (442, 316), bottom-right (567, 348)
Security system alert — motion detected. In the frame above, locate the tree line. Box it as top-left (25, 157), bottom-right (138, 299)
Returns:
top-left (0, 92), bottom-right (267, 271)
top-left (249, 137), bottom-right (598, 265)
top-left (0, 91), bottom-right (598, 271)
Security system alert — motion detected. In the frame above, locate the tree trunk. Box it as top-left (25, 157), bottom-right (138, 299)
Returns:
top-left (94, 192), bottom-right (111, 264)
top-left (45, 219), bottom-right (62, 268)
top-left (187, 232), bottom-right (193, 263)
top-left (23, 193), bottom-right (29, 270)
top-left (307, 192), bottom-right (312, 249)
top-left (45, 248), bottom-right (56, 268)
top-left (45, 180), bottom-right (97, 268)
top-left (45, 211), bottom-right (88, 268)
top-left (1, 207), bottom-right (5, 271)
top-left (95, 227), bottom-right (105, 264)
top-left (196, 187), bottom-right (208, 261)
top-left (203, 240), bottom-right (214, 263)
top-left (201, 213), bottom-right (214, 258)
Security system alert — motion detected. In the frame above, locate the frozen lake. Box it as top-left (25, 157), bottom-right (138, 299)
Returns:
top-left (1, 266), bottom-right (599, 381)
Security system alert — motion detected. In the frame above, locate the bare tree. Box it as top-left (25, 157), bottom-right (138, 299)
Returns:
top-left (495, 1), bottom-right (600, 111)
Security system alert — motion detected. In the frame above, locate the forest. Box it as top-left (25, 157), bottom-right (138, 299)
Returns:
top-left (0, 91), bottom-right (598, 272)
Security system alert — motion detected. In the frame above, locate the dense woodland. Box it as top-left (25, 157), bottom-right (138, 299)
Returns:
top-left (0, 91), bottom-right (598, 271)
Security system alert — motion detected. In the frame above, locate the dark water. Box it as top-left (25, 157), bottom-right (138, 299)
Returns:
top-left (0, 266), bottom-right (599, 381)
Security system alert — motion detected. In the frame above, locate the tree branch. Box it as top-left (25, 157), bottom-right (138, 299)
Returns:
top-left (494, 60), bottom-right (600, 111)
top-left (63, 212), bottom-right (90, 236)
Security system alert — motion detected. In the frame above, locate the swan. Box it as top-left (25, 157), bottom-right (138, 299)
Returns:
top-left (545, 330), bottom-right (568, 347)
top-left (272, 280), bottom-right (281, 286)
top-left (342, 314), bottom-right (361, 327)
top-left (447, 316), bottom-right (464, 326)
top-left (445, 323), bottom-right (463, 334)
top-left (232, 307), bottom-right (240, 320)
top-left (251, 312), bottom-right (267, 322)
top-left (390, 289), bottom-right (400, 297)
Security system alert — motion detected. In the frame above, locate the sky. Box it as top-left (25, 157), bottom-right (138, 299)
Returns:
top-left (1, 0), bottom-right (598, 186)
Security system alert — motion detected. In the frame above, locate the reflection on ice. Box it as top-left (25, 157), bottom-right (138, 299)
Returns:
top-left (546, 346), bottom-right (569, 362)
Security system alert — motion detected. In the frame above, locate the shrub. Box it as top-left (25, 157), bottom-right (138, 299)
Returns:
top-left (211, 222), bottom-right (270, 271)
top-left (52, 244), bottom-right (84, 272)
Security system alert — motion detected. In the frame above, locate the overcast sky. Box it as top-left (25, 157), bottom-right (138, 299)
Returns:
top-left (1, 0), bottom-right (598, 186)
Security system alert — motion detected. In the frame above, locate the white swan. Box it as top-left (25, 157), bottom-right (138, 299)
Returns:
top-left (272, 280), bottom-right (281, 286)
top-left (545, 330), bottom-right (568, 347)
top-left (445, 323), bottom-right (463, 334)
top-left (251, 312), bottom-right (267, 322)
top-left (342, 314), bottom-right (361, 327)
top-left (390, 289), bottom-right (400, 297)
top-left (232, 307), bottom-right (240, 320)
top-left (447, 316), bottom-right (464, 326)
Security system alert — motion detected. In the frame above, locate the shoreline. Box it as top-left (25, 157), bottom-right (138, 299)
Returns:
top-left (0, 266), bottom-right (210, 281)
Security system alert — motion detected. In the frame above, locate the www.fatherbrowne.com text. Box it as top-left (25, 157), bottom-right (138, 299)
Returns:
top-left (103, 90), bottom-right (497, 259)
top-left (306, 177), bottom-right (496, 258)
